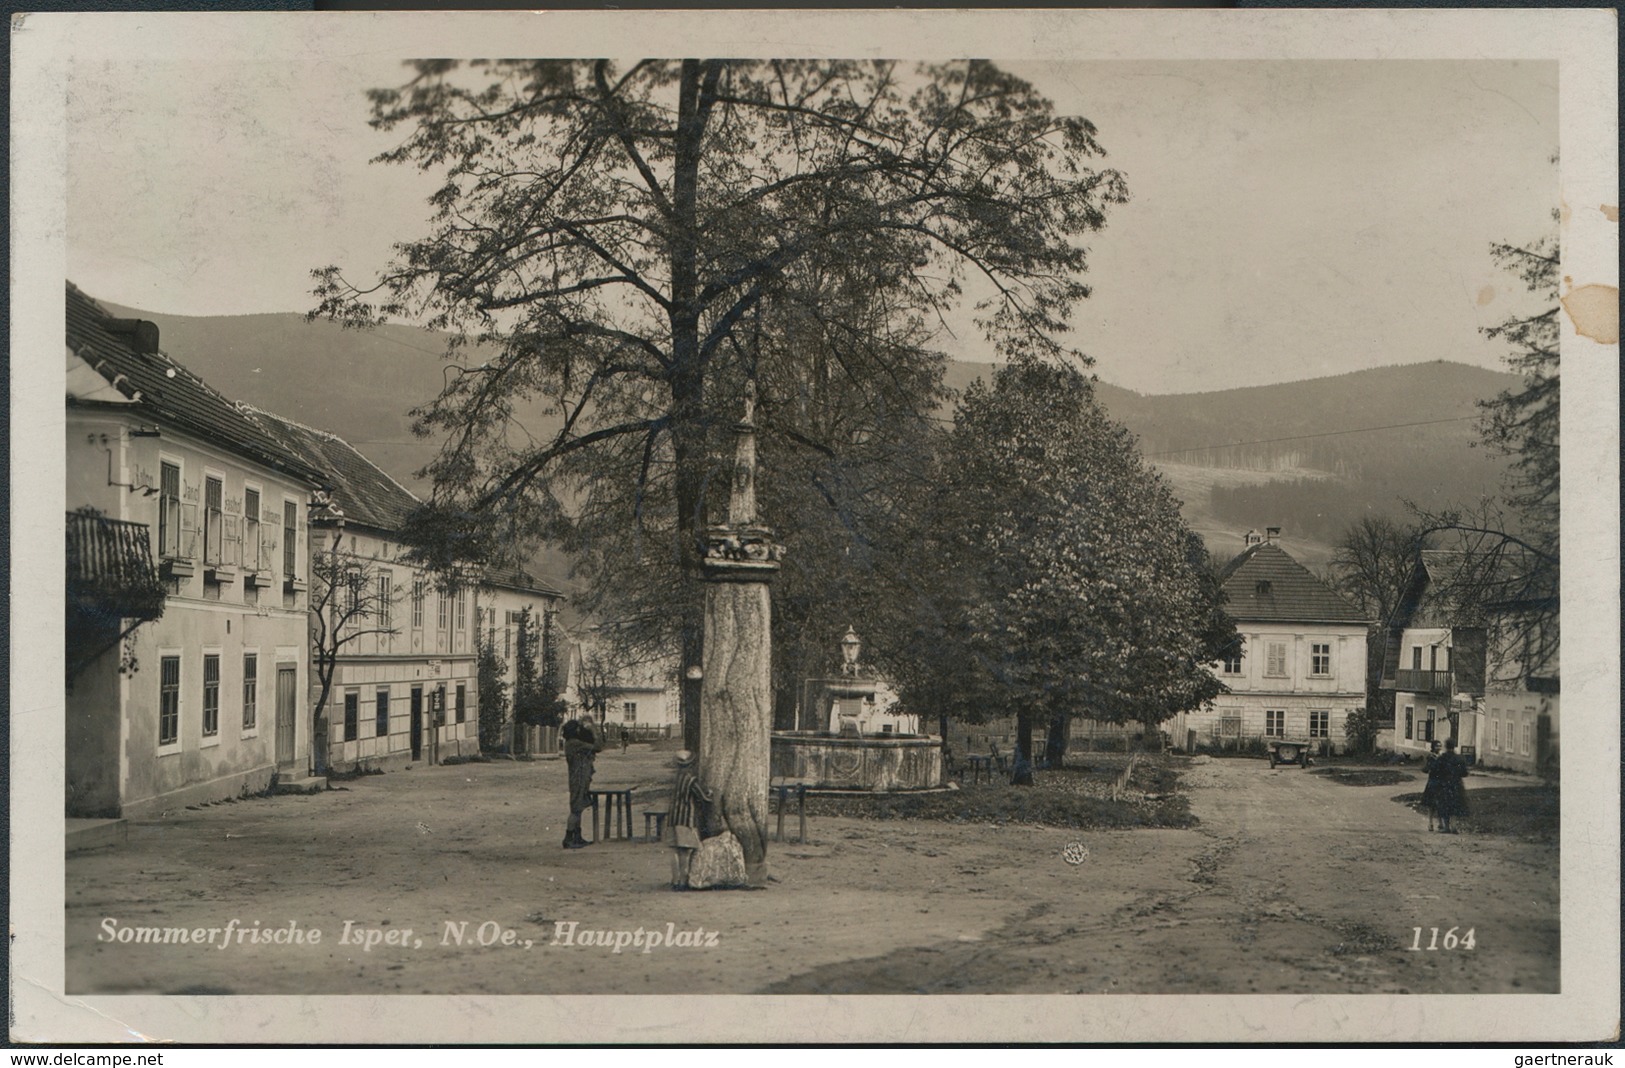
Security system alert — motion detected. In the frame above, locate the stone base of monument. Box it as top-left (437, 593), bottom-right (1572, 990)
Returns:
top-left (676, 832), bottom-right (748, 890)
top-left (771, 731), bottom-right (943, 790)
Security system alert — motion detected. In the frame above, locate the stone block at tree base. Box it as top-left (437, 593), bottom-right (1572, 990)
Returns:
top-left (684, 832), bottom-right (748, 889)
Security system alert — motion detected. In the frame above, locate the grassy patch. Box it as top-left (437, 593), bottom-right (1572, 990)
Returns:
top-left (1311, 767), bottom-right (1417, 787)
top-left (325, 764), bottom-right (385, 781)
top-left (1391, 784), bottom-right (1559, 839)
top-left (1330, 921), bottom-right (1400, 956)
top-left (804, 754), bottom-right (1195, 830)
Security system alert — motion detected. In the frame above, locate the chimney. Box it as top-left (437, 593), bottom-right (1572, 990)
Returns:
top-left (103, 318), bottom-right (161, 355)
top-left (1243, 529), bottom-right (1262, 548)
top-left (1265, 526), bottom-right (1281, 545)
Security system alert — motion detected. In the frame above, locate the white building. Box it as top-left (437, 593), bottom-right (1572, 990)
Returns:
top-left (565, 637), bottom-right (681, 739)
top-left (478, 567), bottom-right (566, 753)
top-left (248, 409), bottom-right (480, 770)
top-left (1380, 549), bottom-right (1557, 773)
top-left (66, 283), bottom-right (324, 816)
top-left (1170, 529), bottom-right (1369, 752)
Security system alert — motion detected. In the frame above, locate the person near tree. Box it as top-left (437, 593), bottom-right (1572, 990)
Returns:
top-left (561, 718), bottom-right (602, 849)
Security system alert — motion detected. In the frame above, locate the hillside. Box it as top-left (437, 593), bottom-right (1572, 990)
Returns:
top-left (941, 359), bottom-right (1517, 569)
top-left (95, 299), bottom-right (1518, 576)
top-left (97, 302), bottom-right (470, 497)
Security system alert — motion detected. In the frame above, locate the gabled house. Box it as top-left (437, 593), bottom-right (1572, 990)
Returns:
top-left (1379, 548), bottom-right (1557, 774)
top-left (66, 283), bottom-right (325, 817)
top-left (246, 408), bottom-right (482, 770)
top-left (1172, 528), bottom-right (1369, 752)
top-left (564, 637), bottom-right (681, 740)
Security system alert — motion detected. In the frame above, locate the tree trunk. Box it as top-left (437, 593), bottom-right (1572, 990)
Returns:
top-left (680, 617), bottom-right (704, 753)
top-left (667, 59), bottom-right (715, 756)
top-left (1043, 710), bottom-right (1070, 768)
top-left (1011, 711), bottom-right (1035, 786)
top-left (699, 578), bottom-right (774, 886)
top-left (938, 711), bottom-right (950, 746)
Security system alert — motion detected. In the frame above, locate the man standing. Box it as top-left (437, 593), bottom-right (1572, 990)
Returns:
top-left (562, 719), bottom-right (601, 848)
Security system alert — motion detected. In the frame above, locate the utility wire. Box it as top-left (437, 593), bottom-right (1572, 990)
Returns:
top-left (1143, 415), bottom-right (1481, 459)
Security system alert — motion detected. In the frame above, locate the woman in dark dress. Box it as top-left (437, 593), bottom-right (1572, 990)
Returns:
top-left (1420, 740), bottom-right (1443, 830)
top-left (1426, 738), bottom-right (1470, 833)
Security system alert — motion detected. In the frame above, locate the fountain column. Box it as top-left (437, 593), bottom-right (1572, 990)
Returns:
top-left (699, 382), bottom-right (783, 887)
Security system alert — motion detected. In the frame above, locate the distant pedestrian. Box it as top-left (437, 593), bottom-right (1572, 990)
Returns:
top-left (621, 727), bottom-right (631, 754)
top-left (1424, 738), bottom-right (1470, 833)
top-left (562, 719), bottom-right (602, 849)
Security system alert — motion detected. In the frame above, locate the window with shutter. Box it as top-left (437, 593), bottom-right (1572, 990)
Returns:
top-left (1265, 641), bottom-right (1288, 678)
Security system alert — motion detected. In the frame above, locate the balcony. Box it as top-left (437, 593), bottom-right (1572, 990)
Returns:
top-left (67, 509), bottom-right (167, 681)
top-left (1394, 668), bottom-right (1453, 696)
top-left (68, 510), bottom-right (166, 619)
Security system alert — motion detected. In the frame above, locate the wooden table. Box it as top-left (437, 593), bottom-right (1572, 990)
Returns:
top-left (771, 778), bottom-right (814, 843)
top-left (586, 786), bottom-right (636, 842)
top-left (966, 754), bottom-right (994, 784)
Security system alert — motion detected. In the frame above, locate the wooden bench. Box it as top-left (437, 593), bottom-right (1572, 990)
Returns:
top-left (585, 786), bottom-right (636, 842)
top-left (770, 778), bottom-right (813, 843)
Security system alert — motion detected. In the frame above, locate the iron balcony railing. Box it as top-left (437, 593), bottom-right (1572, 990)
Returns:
top-left (1393, 668), bottom-right (1453, 696)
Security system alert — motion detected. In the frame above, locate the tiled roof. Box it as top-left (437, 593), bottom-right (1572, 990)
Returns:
top-left (1217, 542), bottom-right (1367, 625)
top-left (65, 283), bottom-right (323, 485)
top-left (244, 406), bottom-right (420, 534)
top-left (1398, 549), bottom-right (1551, 626)
top-left (483, 565), bottom-right (564, 599)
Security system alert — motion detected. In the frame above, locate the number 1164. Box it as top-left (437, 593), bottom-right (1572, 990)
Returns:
top-left (1410, 926), bottom-right (1475, 950)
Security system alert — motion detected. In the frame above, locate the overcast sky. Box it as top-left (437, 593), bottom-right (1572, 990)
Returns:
top-left (65, 56), bottom-right (1557, 395)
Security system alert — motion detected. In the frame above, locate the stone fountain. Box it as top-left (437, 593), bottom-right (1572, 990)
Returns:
top-left (771, 627), bottom-right (943, 791)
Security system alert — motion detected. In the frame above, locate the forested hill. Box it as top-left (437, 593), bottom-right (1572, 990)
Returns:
top-left (96, 300), bottom-right (1518, 572)
top-left (944, 359), bottom-right (1519, 568)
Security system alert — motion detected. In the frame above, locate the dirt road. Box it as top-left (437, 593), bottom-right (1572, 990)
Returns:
top-left (65, 750), bottom-right (1557, 995)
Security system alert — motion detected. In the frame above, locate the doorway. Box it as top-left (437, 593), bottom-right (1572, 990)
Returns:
top-left (275, 665), bottom-right (297, 768)
top-left (410, 686), bottom-right (424, 761)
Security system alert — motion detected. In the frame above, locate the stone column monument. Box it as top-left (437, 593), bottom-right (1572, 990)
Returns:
top-left (698, 382), bottom-right (784, 887)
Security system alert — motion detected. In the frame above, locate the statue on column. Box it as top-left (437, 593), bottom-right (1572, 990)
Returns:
top-left (679, 380), bottom-right (785, 888)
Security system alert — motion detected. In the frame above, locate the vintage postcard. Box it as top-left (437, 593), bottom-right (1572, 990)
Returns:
top-left (10, 8), bottom-right (1618, 1045)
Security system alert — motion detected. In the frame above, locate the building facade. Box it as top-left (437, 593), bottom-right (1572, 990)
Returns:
top-left (1380, 549), bottom-right (1557, 774)
top-left (478, 567), bottom-right (566, 753)
top-left (66, 284), bottom-right (323, 817)
top-left (247, 409), bottom-right (481, 771)
top-left (565, 638), bottom-right (681, 739)
top-left (1170, 530), bottom-right (1369, 752)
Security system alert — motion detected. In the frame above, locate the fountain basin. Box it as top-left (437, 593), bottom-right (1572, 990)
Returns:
top-left (770, 730), bottom-right (943, 791)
